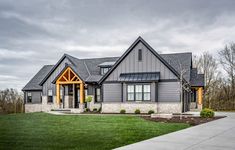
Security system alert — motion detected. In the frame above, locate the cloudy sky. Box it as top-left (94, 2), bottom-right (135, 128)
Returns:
top-left (0, 0), bottom-right (235, 91)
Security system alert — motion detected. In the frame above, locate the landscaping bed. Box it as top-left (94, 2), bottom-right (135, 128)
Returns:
top-left (142, 115), bottom-right (225, 126)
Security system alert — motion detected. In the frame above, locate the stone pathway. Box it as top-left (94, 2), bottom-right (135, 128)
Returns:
top-left (114, 112), bottom-right (235, 150)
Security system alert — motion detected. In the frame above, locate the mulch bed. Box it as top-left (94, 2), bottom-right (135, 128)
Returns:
top-left (142, 116), bottom-right (226, 126)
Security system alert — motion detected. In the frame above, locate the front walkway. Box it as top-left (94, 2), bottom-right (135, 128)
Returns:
top-left (115, 112), bottom-right (235, 150)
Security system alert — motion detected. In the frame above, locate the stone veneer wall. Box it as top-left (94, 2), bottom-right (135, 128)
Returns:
top-left (101, 102), bottom-right (158, 113)
top-left (25, 96), bottom-right (59, 113)
top-left (101, 102), bottom-right (181, 114)
top-left (157, 102), bottom-right (181, 114)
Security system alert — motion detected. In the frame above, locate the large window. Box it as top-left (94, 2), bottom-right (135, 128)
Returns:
top-left (27, 92), bottom-right (32, 103)
top-left (127, 84), bottom-right (151, 101)
top-left (95, 88), bottom-right (101, 102)
top-left (48, 89), bottom-right (53, 103)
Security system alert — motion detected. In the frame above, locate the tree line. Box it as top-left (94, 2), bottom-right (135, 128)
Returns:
top-left (194, 43), bottom-right (235, 110)
top-left (0, 88), bottom-right (24, 114)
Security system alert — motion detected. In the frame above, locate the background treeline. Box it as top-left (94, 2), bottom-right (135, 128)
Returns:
top-left (194, 43), bottom-right (235, 110)
top-left (0, 88), bottom-right (24, 114)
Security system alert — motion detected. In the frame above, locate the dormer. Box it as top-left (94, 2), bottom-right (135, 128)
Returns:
top-left (98, 61), bottom-right (116, 75)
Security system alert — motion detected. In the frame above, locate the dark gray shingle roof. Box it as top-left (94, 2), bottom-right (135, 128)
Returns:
top-left (22, 65), bottom-right (54, 91)
top-left (161, 53), bottom-right (192, 82)
top-left (23, 52), bottom-right (201, 91)
top-left (190, 68), bottom-right (204, 87)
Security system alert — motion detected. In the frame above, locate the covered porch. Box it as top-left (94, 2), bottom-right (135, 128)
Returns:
top-left (55, 67), bottom-right (85, 110)
top-left (191, 87), bottom-right (203, 110)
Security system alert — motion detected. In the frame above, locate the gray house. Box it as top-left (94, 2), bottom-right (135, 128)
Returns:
top-left (22, 37), bottom-right (204, 113)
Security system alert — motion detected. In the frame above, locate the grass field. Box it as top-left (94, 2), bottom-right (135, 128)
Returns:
top-left (0, 113), bottom-right (190, 150)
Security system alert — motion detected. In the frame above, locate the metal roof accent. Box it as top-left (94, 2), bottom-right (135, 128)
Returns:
top-left (119, 72), bottom-right (160, 82)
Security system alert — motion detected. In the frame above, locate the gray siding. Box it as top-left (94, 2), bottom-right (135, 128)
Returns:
top-left (25, 91), bottom-right (42, 104)
top-left (103, 83), bottom-right (122, 102)
top-left (106, 42), bottom-right (177, 81)
top-left (42, 58), bottom-right (71, 96)
top-left (158, 82), bottom-right (180, 102)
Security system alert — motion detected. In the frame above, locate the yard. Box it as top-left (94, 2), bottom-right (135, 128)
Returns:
top-left (0, 113), bottom-right (190, 150)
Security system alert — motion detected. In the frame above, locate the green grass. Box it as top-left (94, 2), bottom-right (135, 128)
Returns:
top-left (0, 113), bottom-right (190, 150)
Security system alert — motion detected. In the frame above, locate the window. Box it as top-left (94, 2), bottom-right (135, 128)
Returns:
top-left (101, 67), bottom-right (110, 75)
top-left (48, 89), bottom-right (53, 103)
top-left (143, 85), bottom-right (151, 101)
top-left (95, 88), bottom-right (101, 102)
top-left (138, 49), bottom-right (142, 61)
top-left (135, 85), bottom-right (142, 101)
top-left (27, 92), bottom-right (32, 103)
top-left (127, 85), bottom-right (135, 101)
top-left (127, 84), bottom-right (151, 101)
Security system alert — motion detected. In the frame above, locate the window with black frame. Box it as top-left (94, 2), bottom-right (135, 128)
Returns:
top-left (127, 85), bottom-right (134, 101)
top-left (48, 89), bottom-right (53, 103)
top-left (27, 92), bottom-right (32, 103)
top-left (95, 88), bottom-right (101, 102)
top-left (127, 84), bottom-right (151, 101)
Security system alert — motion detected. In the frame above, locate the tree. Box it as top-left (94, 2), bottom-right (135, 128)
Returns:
top-left (193, 52), bottom-right (219, 108)
top-left (0, 88), bottom-right (23, 114)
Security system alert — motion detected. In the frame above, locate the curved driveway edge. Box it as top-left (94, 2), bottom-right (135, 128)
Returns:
top-left (114, 112), bottom-right (235, 150)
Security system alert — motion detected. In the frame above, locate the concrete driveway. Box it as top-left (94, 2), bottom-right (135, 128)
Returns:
top-left (115, 112), bottom-right (235, 150)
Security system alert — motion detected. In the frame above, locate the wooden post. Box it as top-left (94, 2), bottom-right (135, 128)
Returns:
top-left (80, 83), bottom-right (84, 104)
top-left (56, 83), bottom-right (60, 105)
top-left (198, 87), bottom-right (203, 105)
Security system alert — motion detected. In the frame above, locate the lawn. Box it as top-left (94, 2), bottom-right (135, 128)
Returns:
top-left (0, 113), bottom-right (190, 150)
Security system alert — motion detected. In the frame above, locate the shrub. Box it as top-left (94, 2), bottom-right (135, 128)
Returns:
top-left (148, 110), bottom-right (154, 114)
top-left (84, 108), bottom-right (90, 112)
top-left (85, 96), bottom-right (93, 103)
top-left (200, 108), bottom-right (215, 118)
top-left (135, 109), bottom-right (141, 114)
top-left (120, 109), bottom-right (126, 114)
top-left (93, 108), bottom-right (98, 112)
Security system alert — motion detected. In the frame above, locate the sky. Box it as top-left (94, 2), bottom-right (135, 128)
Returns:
top-left (0, 0), bottom-right (235, 91)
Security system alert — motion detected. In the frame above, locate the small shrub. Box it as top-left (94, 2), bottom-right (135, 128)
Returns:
top-left (93, 108), bottom-right (98, 112)
top-left (148, 110), bottom-right (154, 114)
top-left (84, 108), bottom-right (90, 112)
top-left (135, 109), bottom-right (141, 114)
top-left (200, 108), bottom-right (214, 118)
top-left (120, 109), bottom-right (126, 114)
top-left (85, 96), bottom-right (93, 103)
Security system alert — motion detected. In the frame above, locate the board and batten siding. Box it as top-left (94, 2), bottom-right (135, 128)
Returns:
top-left (106, 42), bottom-right (177, 81)
top-left (42, 58), bottom-right (71, 96)
top-left (103, 83), bottom-right (122, 102)
top-left (25, 91), bottom-right (42, 104)
top-left (158, 82), bottom-right (180, 102)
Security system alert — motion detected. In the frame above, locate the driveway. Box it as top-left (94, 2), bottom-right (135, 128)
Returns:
top-left (114, 112), bottom-right (235, 150)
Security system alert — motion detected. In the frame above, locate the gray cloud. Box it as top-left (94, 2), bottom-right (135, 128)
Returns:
top-left (0, 0), bottom-right (235, 91)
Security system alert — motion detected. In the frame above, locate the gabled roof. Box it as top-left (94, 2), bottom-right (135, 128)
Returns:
top-left (99, 36), bottom-right (184, 84)
top-left (161, 53), bottom-right (192, 82)
top-left (22, 65), bottom-right (54, 91)
top-left (190, 68), bottom-right (204, 87)
top-left (24, 37), bottom-right (200, 91)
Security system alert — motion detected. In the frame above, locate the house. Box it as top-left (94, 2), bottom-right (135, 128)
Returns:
top-left (22, 37), bottom-right (204, 113)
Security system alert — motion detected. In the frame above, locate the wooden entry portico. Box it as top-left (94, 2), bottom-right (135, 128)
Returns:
top-left (56, 67), bottom-right (85, 107)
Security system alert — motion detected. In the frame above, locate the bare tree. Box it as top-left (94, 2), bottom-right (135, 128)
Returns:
top-left (219, 43), bottom-right (235, 98)
top-left (0, 88), bottom-right (23, 114)
top-left (193, 52), bottom-right (218, 108)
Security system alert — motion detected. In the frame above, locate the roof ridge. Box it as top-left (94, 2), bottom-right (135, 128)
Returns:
top-left (83, 60), bottom-right (91, 80)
